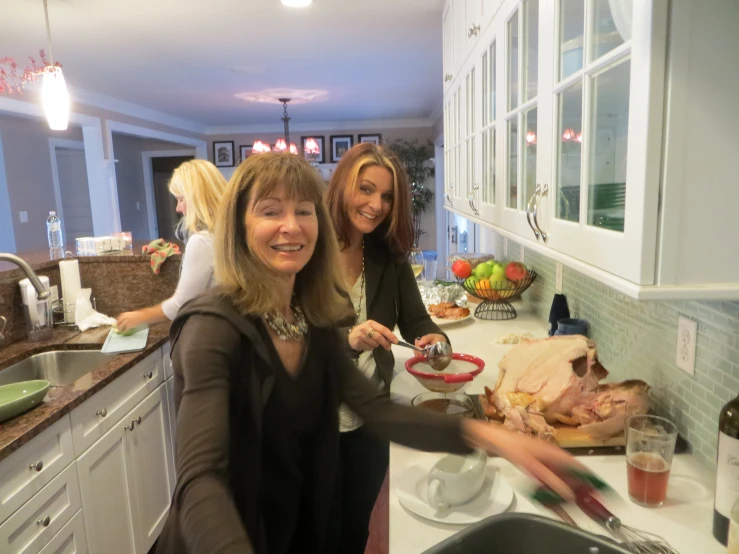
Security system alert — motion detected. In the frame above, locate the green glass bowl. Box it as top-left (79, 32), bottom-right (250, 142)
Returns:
top-left (0, 380), bottom-right (50, 423)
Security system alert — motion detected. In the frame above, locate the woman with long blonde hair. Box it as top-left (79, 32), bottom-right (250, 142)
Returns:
top-left (116, 159), bottom-right (227, 331)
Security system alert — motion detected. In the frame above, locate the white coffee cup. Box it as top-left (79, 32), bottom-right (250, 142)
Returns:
top-left (427, 449), bottom-right (488, 511)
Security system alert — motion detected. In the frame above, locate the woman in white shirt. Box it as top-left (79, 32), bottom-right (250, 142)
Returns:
top-left (115, 159), bottom-right (227, 332)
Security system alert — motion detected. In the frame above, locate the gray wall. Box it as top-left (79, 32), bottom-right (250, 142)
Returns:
top-left (0, 114), bottom-right (83, 252)
top-left (112, 134), bottom-right (193, 242)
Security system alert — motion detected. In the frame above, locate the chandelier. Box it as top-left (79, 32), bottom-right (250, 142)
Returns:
top-left (252, 98), bottom-right (321, 163)
top-left (253, 98), bottom-right (298, 154)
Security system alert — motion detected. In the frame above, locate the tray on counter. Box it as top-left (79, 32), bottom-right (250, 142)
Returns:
top-left (466, 394), bottom-right (688, 456)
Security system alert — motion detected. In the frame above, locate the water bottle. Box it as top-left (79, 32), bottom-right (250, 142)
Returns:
top-left (46, 211), bottom-right (63, 250)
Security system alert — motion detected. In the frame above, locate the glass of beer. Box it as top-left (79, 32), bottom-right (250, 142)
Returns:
top-left (625, 414), bottom-right (678, 507)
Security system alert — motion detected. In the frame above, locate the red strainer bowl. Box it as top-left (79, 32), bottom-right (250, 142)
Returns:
top-left (405, 353), bottom-right (485, 393)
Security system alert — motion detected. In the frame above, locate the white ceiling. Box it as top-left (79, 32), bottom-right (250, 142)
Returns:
top-left (1, 0), bottom-right (445, 129)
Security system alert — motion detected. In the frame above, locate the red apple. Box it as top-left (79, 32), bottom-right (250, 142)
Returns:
top-left (505, 261), bottom-right (528, 281)
top-left (452, 260), bottom-right (472, 279)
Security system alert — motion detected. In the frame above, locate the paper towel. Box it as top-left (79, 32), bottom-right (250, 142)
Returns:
top-left (74, 288), bottom-right (116, 331)
top-left (59, 260), bottom-right (81, 323)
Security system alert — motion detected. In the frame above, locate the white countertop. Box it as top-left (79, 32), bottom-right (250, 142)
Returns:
top-left (388, 302), bottom-right (723, 553)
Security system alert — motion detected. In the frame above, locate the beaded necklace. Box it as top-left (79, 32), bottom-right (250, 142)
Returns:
top-left (263, 304), bottom-right (308, 341)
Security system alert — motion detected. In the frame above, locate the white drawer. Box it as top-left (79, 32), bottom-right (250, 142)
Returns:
top-left (38, 509), bottom-right (87, 554)
top-left (0, 463), bottom-right (81, 554)
top-left (162, 341), bottom-right (173, 379)
top-left (0, 417), bottom-right (74, 525)
top-left (70, 352), bottom-right (163, 455)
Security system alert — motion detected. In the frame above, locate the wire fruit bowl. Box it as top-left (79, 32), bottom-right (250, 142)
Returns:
top-left (458, 270), bottom-right (537, 320)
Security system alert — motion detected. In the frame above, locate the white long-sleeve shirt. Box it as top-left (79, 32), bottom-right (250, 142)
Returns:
top-left (161, 232), bottom-right (216, 320)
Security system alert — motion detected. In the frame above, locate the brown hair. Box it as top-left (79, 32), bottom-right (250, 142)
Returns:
top-left (214, 152), bottom-right (353, 326)
top-left (325, 143), bottom-right (413, 259)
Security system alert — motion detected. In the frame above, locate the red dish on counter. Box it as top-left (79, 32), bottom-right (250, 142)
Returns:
top-left (405, 353), bottom-right (485, 393)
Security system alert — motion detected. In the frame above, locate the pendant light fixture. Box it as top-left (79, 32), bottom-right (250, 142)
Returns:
top-left (41, 0), bottom-right (69, 130)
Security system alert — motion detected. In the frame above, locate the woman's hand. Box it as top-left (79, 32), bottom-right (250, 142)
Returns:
top-left (415, 334), bottom-right (447, 349)
top-left (115, 311), bottom-right (148, 333)
top-left (348, 320), bottom-right (398, 352)
top-left (462, 420), bottom-right (587, 502)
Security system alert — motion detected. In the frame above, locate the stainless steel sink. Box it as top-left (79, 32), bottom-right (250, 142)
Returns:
top-left (0, 350), bottom-right (111, 387)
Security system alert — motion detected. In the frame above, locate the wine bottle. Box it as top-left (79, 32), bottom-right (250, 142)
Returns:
top-left (714, 394), bottom-right (739, 545)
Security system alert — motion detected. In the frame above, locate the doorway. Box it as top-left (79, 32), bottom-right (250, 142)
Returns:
top-left (49, 139), bottom-right (94, 249)
top-left (150, 156), bottom-right (193, 241)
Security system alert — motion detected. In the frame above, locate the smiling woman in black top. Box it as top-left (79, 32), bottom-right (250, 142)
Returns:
top-left (324, 143), bottom-right (450, 553)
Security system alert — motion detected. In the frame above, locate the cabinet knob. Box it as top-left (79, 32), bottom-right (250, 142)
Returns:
top-left (444, 73), bottom-right (453, 82)
top-left (96, 408), bottom-right (107, 418)
top-left (468, 23), bottom-right (480, 38)
top-left (124, 421), bottom-right (135, 431)
top-left (37, 516), bottom-right (51, 527)
top-left (135, 416), bottom-right (142, 425)
top-left (29, 460), bottom-right (43, 472)
top-left (144, 371), bottom-right (153, 379)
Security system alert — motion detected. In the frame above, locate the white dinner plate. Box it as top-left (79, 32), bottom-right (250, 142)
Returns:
top-left (395, 464), bottom-right (515, 525)
top-left (429, 313), bottom-right (473, 327)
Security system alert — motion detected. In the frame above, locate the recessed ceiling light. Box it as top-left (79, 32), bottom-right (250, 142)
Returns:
top-left (281, 0), bottom-right (312, 7)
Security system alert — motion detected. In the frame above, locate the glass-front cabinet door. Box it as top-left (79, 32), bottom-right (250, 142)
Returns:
top-left (498, 0), bottom-right (550, 239)
top-left (543, 0), bottom-right (668, 285)
top-left (477, 35), bottom-right (498, 222)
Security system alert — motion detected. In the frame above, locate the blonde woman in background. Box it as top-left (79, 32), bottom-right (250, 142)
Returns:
top-left (116, 159), bottom-right (227, 331)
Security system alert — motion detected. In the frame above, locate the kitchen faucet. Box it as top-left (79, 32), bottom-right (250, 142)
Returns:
top-left (0, 253), bottom-right (51, 300)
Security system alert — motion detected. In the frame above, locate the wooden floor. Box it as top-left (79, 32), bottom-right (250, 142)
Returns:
top-left (364, 471), bottom-right (389, 554)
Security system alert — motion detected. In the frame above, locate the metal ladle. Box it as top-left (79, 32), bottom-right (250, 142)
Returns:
top-left (397, 341), bottom-right (453, 371)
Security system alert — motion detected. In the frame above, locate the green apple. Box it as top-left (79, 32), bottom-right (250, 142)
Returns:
top-left (465, 276), bottom-right (480, 289)
top-left (489, 273), bottom-right (508, 287)
top-left (474, 263), bottom-right (493, 279)
top-left (491, 264), bottom-right (506, 278)
top-left (485, 259), bottom-right (497, 267)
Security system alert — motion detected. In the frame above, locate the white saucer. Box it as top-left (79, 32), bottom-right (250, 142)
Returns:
top-left (395, 465), bottom-right (515, 525)
top-left (430, 313), bottom-right (473, 327)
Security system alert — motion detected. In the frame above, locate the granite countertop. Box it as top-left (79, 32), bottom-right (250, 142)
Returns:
top-left (0, 322), bottom-right (171, 462)
top-left (0, 240), bottom-right (183, 277)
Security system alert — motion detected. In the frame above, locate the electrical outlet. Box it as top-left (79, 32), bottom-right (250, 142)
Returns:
top-left (519, 244), bottom-right (525, 263)
top-left (19, 211), bottom-right (27, 223)
top-left (555, 262), bottom-right (564, 293)
top-left (676, 315), bottom-right (697, 375)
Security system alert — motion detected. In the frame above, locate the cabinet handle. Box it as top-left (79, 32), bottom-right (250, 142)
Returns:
top-left (29, 460), bottom-right (43, 472)
top-left (96, 408), bottom-right (107, 417)
top-left (444, 73), bottom-right (453, 82)
top-left (468, 184), bottom-right (480, 216)
top-left (124, 421), bottom-right (135, 431)
top-left (37, 516), bottom-right (51, 527)
top-left (135, 416), bottom-right (142, 425)
top-left (445, 192), bottom-right (454, 206)
top-left (144, 371), bottom-right (153, 379)
top-left (533, 184), bottom-right (549, 243)
top-left (467, 24), bottom-right (480, 38)
top-left (526, 185), bottom-right (541, 241)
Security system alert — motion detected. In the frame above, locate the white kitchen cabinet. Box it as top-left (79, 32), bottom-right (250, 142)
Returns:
top-left (0, 417), bottom-right (74, 525)
top-left (37, 510), bottom-right (87, 554)
top-left (165, 376), bottom-right (176, 489)
top-left (76, 416), bottom-right (138, 554)
top-left (481, 0), bottom-right (504, 31)
top-left (77, 384), bottom-right (173, 554)
top-left (443, 0), bottom-right (739, 298)
top-left (128, 385), bottom-right (174, 553)
top-left (443, 2), bottom-right (455, 92)
top-left (0, 463), bottom-right (81, 554)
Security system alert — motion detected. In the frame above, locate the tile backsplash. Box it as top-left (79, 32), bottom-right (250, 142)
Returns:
top-left (502, 237), bottom-right (738, 469)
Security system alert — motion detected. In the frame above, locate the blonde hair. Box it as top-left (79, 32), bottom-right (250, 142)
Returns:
top-left (325, 142), bottom-right (414, 259)
top-left (214, 152), bottom-right (353, 326)
top-left (168, 159), bottom-right (227, 237)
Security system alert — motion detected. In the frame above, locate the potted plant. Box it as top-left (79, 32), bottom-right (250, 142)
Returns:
top-left (386, 139), bottom-right (435, 248)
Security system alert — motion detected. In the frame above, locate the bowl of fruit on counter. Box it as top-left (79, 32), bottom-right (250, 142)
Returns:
top-left (450, 257), bottom-right (536, 321)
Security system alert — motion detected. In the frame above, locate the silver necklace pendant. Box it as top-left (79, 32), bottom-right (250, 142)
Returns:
top-left (264, 305), bottom-right (308, 341)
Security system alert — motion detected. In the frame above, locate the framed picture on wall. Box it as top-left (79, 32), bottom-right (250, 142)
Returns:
top-left (358, 134), bottom-right (382, 145)
top-left (213, 141), bottom-right (235, 167)
top-left (301, 136), bottom-right (325, 164)
top-left (239, 145), bottom-right (253, 163)
top-left (330, 135), bottom-right (354, 163)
